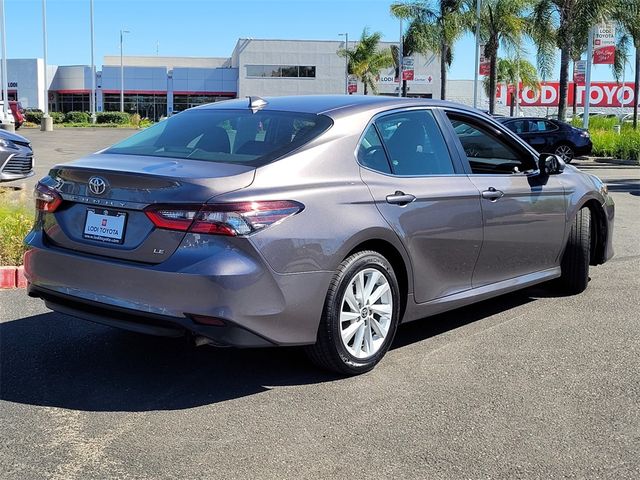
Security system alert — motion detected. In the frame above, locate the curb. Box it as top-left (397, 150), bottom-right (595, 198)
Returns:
top-left (0, 266), bottom-right (27, 289)
top-left (578, 156), bottom-right (640, 167)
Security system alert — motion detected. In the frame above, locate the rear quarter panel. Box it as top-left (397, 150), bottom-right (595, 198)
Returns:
top-left (208, 112), bottom-right (415, 289)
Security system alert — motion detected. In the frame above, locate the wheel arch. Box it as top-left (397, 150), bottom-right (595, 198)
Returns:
top-left (580, 198), bottom-right (608, 266)
top-left (345, 238), bottom-right (411, 320)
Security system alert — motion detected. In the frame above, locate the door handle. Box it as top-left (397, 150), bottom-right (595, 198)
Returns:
top-left (481, 187), bottom-right (504, 201)
top-left (386, 191), bottom-right (416, 205)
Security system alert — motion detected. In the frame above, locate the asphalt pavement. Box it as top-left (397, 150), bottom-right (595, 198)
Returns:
top-left (0, 134), bottom-right (639, 478)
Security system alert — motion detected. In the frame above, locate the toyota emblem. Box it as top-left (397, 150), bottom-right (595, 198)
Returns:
top-left (88, 176), bottom-right (108, 195)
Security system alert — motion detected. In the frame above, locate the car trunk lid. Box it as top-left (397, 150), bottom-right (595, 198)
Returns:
top-left (41, 153), bottom-right (255, 263)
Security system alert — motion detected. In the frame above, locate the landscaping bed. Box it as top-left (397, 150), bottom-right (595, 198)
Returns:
top-left (574, 117), bottom-right (640, 164)
top-left (0, 188), bottom-right (33, 268)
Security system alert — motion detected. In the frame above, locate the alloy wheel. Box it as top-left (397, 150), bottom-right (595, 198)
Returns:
top-left (555, 144), bottom-right (574, 162)
top-left (339, 268), bottom-right (393, 359)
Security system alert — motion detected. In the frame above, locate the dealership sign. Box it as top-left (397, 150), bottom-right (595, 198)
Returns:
top-left (348, 75), bottom-right (358, 94)
top-left (402, 57), bottom-right (415, 81)
top-left (498, 82), bottom-right (638, 107)
top-left (479, 43), bottom-right (490, 76)
top-left (593, 22), bottom-right (615, 65)
top-left (377, 68), bottom-right (433, 86)
top-left (573, 60), bottom-right (586, 83)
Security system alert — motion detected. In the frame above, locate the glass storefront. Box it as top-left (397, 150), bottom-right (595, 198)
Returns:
top-left (103, 93), bottom-right (167, 121)
top-left (57, 93), bottom-right (90, 113)
top-left (173, 94), bottom-right (233, 113)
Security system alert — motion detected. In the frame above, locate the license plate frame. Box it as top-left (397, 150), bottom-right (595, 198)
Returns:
top-left (82, 208), bottom-right (128, 244)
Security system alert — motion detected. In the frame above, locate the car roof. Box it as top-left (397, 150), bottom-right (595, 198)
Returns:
top-left (195, 95), bottom-right (486, 118)
top-left (496, 117), bottom-right (551, 123)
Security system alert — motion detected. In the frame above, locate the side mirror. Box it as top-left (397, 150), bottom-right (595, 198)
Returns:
top-left (538, 153), bottom-right (566, 175)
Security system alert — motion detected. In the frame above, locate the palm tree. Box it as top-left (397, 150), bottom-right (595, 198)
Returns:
top-left (483, 57), bottom-right (540, 116)
top-left (532, 0), bottom-right (613, 121)
top-left (338, 28), bottom-right (394, 95)
top-left (612, 0), bottom-right (640, 128)
top-left (390, 1), bottom-right (468, 100)
top-left (473, 0), bottom-right (536, 114)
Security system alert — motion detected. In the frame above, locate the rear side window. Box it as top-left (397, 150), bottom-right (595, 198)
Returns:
top-left (104, 109), bottom-right (332, 167)
top-left (357, 125), bottom-right (391, 173)
top-left (527, 120), bottom-right (557, 132)
top-left (374, 110), bottom-right (454, 176)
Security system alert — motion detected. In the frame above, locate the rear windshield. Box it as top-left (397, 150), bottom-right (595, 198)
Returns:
top-left (104, 108), bottom-right (333, 167)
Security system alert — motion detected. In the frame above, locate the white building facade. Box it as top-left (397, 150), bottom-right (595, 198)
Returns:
top-left (2, 38), bottom-right (442, 120)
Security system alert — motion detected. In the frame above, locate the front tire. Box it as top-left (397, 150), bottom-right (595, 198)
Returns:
top-left (558, 208), bottom-right (591, 294)
top-left (305, 250), bottom-right (401, 375)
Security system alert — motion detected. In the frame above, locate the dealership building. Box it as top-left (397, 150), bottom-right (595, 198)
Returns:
top-left (3, 38), bottom-right (441, 120)
top-left (4, 37), bottom-right (636, 120)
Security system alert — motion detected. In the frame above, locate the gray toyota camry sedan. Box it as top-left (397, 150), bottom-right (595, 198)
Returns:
top-left (24, 95), bottom-right (614, 375)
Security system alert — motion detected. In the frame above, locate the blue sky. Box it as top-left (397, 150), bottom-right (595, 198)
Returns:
top-left (3, 0), bottom-right (628, 81)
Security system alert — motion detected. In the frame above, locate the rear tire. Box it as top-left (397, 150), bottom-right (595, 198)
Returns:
top-left (554, 142), bottom-right (575, 163)
top-left (558, 208), bottom-right (591, 294)
top-left (305, 250), bottom-right (401, 375)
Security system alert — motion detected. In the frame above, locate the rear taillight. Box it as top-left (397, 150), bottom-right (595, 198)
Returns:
top-left (34, 183), bottom-right (63, 212)
top-left (144, 200), bottom-right (304, 236)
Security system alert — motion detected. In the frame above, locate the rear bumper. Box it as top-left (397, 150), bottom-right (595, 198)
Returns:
top-left (28, 284), bottom-right (275, 347)
top-left (574, 140), bottom-right (593, 157)
top-left (23, 231), bottom-right (332, 346)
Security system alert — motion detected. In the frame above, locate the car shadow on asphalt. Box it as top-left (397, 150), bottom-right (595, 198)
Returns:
top-left (0, 289), bottom-right (541, 412)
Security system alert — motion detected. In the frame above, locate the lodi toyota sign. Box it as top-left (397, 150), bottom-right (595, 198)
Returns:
top-left (498, 82), bottom-right (638, 108)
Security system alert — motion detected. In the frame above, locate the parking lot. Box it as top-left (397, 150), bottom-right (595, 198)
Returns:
top-left (1, 129), bottom-right (639, 479)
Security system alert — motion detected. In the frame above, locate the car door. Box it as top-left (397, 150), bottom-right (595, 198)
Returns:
top-left (358, 108), bottom-right (483, 303)
top-left (443, 111), bottom-right (567, 287)
top-left (529, 119), bottom-right (560, 153)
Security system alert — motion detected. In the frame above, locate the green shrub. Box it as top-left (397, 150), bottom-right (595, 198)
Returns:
top-left (64, 111), bottom-right (90, 123)
top-left (50, 112), bottom-right (65, 124)
top-left (130, 113), bottom-right (141, 127)
top-left (0, 192), bottom-right (34, 266)
top-left (96, 112), bottom-right (131, 125)
top-left (590, 128), bottom-right (640, 161)
top-left (24, 110), bottom-right (43, 125)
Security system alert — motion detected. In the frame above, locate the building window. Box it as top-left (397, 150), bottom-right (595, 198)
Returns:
top-left (173, 94), bottom-right (232, 113)
top-left (103, 93), bottom-right (167, 121)
top-left (246, 65), bottom-right (316, 78)
top-left (54, 93), bottom-right (90, 113)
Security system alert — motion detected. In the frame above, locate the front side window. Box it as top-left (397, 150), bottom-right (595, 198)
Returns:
top-left (104, 109), bottom-right (332, 167)
top-left (374, 110), bottom-right (455, 176)
top-left (446, 113), bottom-right (536, 174)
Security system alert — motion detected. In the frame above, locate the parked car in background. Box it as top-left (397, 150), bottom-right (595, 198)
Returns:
top-left (0, 128), bottom-right (34, 182)
top-left (9, 101), bottom-right (25, 129)
top-left (497, 117), bottom-right (592, 162)
top-left (25, 96), bottom-right (614, 375)
top-left (0, 101), bottom-right (15, 127)
top-left (545, 113), bottom-right (573, 123)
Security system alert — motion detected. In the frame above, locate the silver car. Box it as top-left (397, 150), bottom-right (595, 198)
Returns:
top-left (0, 129), bottom-right (34, 182)
top-left (25, 96), bottom-right (614, 374)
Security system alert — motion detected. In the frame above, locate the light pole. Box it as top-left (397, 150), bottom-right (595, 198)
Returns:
top-left (583, 25), bottom-right (594, 129)
top-left (40, 0), bottom-right (52, 131)
top-left (473, 0), bottom-right (482, 108)
top-left (0, 0), bottom-right (12, 131)
top-left (339, 33), bottom-right (348, 94)
top-left (120, 29), bottom-right (130, 112)
top-left (90, 0), bottom-right (96, 123)
top-left (398, 18), bottom-right (403, 97)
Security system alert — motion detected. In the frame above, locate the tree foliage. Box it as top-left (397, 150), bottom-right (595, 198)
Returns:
top-left (338, 28), bottom-right (394, 95)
